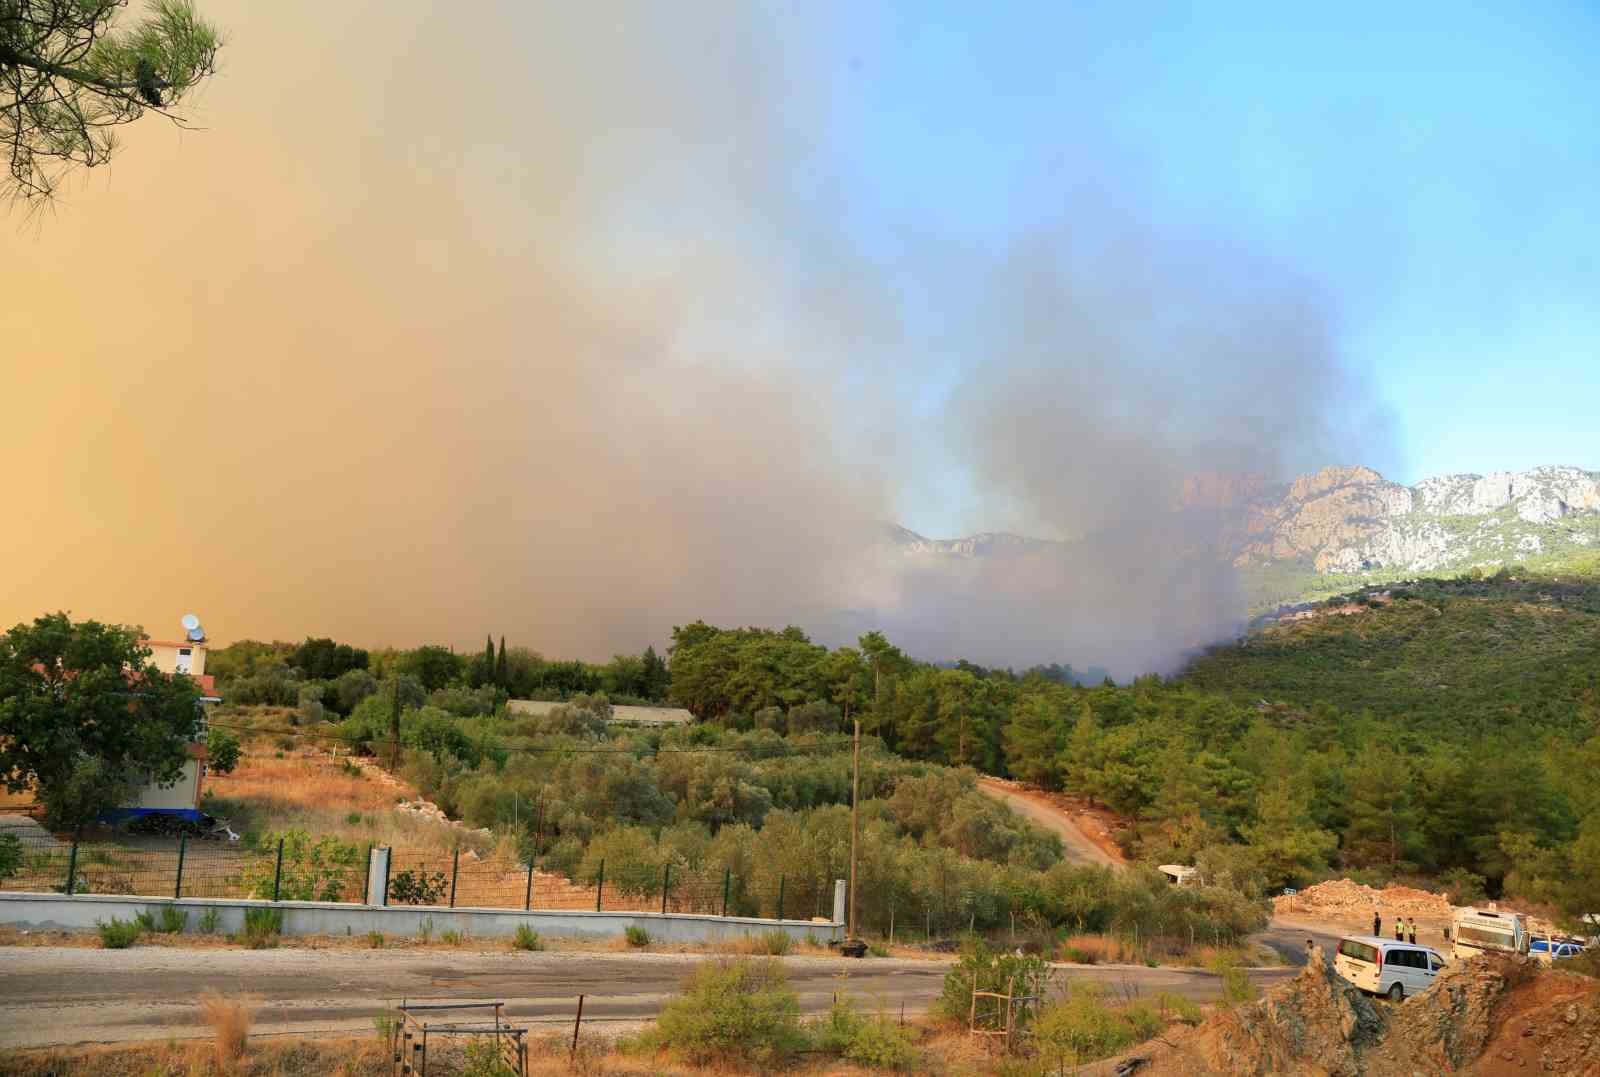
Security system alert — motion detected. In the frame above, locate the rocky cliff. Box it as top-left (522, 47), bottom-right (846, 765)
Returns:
top-left (891, 464), bottom-right (1600, 586)
top-left (1231, 464), bottom-right (1600, 575)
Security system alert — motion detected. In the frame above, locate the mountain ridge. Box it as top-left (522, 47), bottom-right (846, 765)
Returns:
top-left (891, 463), bottom-right (1600, 598)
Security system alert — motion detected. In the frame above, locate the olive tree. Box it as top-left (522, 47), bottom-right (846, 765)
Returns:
top-left (0, 0), bottom-right (220, 202)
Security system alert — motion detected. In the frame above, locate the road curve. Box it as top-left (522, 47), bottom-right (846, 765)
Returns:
top-left (977, 778), bottom-right (1121, 869)
top-left (0, 945), bottom-right (1294, 1048)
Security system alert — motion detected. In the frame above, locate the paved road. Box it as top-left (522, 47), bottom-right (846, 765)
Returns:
top-left (0, 946), bottom-right (1296, 1048)
top-left (1255, 921), bottom-right (1346, 967)
top-left (976, 779), bottom-right (1120, 868)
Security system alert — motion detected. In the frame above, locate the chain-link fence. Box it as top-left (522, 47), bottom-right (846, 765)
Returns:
top-left (0, 821), bottom-right (837, 923)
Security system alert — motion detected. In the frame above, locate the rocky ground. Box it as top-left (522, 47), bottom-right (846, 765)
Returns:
top-left (1122, 947), bottom-right (1600, 1075)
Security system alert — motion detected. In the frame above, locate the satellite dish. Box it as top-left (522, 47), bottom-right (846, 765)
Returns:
top-left (181, 614), bottom-right (200, 632)
top-left (187, 628), bottom-right (207, 642)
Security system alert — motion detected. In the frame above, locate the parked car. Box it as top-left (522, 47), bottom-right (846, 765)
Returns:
top-left (1334, 935), bottom-right (1446, 1001)
top-left (1530, 938), bottom-right (1585, 963)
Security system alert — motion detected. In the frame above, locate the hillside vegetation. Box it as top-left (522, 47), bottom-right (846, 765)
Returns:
top-left (193, 567), bottom-right (1600, 932)
top-left (1189, 572), bottom-right (1600, 734)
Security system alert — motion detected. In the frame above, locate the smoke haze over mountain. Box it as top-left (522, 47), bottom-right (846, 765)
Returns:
top-left (3, 2), bottom-right (1396, 678)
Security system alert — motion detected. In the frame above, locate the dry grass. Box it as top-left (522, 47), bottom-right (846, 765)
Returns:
top-left (0, 1030), bottom-right (927, 1076)
top-left (198, 989), bottom-right (255, 1068)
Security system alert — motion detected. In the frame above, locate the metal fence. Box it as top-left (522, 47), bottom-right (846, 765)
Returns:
top-left (0, 821), bottom-right (832, 921)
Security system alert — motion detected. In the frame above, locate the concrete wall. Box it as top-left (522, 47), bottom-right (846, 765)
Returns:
top-left (0, 891), bottom-right (845, 945)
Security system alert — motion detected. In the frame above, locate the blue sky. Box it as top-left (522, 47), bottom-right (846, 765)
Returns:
top-left (820, 2), bottom-right (1600, 531)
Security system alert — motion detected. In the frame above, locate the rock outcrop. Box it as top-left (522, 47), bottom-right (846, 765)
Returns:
top-left (890, 464), bottom-right (1600, 586)
top-left (1133, 952), bottom-right (1600, 1076)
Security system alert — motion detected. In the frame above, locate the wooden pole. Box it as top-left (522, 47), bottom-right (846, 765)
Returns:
top-left (570, 995), bottom-right (585, 1060)
top-left (848, 717), bottom-right (861, 939)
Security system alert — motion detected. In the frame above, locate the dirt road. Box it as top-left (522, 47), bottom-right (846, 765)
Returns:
top-left (977, 778), bottom-right (1122, 868)
top-left (0, 946), bottom-right (1294, 1048)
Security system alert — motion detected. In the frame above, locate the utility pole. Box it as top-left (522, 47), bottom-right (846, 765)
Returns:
top-left (389, 677), bottom-right (402, 773)
top-left (848, 715), bottom-right (861, 941)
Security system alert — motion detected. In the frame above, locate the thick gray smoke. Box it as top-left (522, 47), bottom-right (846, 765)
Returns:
top-left (3, 2), bottom-right (1393, 676)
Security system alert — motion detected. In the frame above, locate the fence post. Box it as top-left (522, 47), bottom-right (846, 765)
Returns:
top-left (595, 859), bottom-right (604, 912)
top-left (525, 861), bottom-right (534, 912)
top-left (271, 838), bottom-right (285, 902)
top-left (777, 876), bottom-right (785, 921)
top-left (722, 868), bottom-right (731, 918)
top-left (449, 847), bottom-right (460, 908)
top-left (174, 836), bottom-right (187, 899)
top-left (660, 864), bottom-right (671, 915)
top-left (64, 832), bottom-right (80, 896)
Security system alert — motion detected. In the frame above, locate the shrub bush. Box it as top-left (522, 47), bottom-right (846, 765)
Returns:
top-left (440, 929), bottom-right (464, 946)
top-left (0, 832), bottom-right (23, 879)
top-left (244, 831), bottom-right (364, 902)
top-left (197, 907), bottom-right (220, 935)
top-left (754, 929), bottom-right (792, 955)
top-left (97, 916), bottom-right (141, 948)
top-left (936, 940), bottom-right (1052, 1026)
top-left (811, 996), bottom-right (919, 1071)
top-left (639, 958), bottom-right (805, 1065)
top-left (1034, 983), bottom-right (1148, 1069)
top-left (624, 926), bottom-right (651, 948)
top-left (367, 930), bottom-right (386, 948)
top-left (389, 868), bottom-right (449, 906)
top-left (237, 907), bottom-right (283, 949)
top-left (512, 924), bottom-right (543, 951)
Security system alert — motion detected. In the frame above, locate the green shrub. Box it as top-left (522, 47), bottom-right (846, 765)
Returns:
top-left (388, 868), bottom-right (449, 906)
top-left (512, 924), bottom-right (543, 951)
top-left (416, 916), bottom-right (434, 942)
top-left (132, 909), bottom-right (157, 932)
top-left (639, 958), bottom-right (805, 1065)
top-left (97, 916), bottom-right (141, 949)
top-left (197, 907), bottom-right (220, 935)
top-left (137, 906), bottom-right (187, 934)
top-left (440, 928), bottom-right (464, 946)
top-left (346, 811), bottom-right (364, 825)
top-left (1034, 983), bottom-right (1142, 1068)
top-left (936, 939), bottom-right (1052, 1026)
top-left (462, 1038), bottom-right (518, 1077)
top-left (1211, 956), bottom-right (1258, 1007)
top-left (624, 926), bottom-right (651, 948)
top-left (367, 930), bottom-right (386, 948)
top-left (236, 907), bottom-right (283, 949)
top-left (754, 929), bottom-right (791, 955)
top-left (0, 833), bottom-right (21, 879)
top-left (811, 996), bottom-right (919, 1071)
top-left (1156, 991), bottom-right (1203, 1025)
top-left (244, 831), bottom-right (364, 902)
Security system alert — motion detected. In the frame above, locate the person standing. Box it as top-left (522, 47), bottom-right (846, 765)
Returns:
top-left (1394, 915), bottom-right (1406, 940)
top-left (1373, 911), bottom-right (1382, 937)
top-left (1409, 922), bottom-right (1417, 945)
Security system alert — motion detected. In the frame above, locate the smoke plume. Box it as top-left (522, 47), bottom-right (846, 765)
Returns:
top-left (1, 2), bottom-right (1393, 677)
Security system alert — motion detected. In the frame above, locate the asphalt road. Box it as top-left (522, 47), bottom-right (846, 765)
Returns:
top-left (0, 946), bottom-right (1296, 1048)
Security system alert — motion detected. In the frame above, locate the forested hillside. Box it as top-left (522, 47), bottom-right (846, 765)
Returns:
top-left (204, 568), bottom-right (1600, 924)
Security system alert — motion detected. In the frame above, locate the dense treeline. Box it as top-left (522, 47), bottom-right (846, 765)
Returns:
top-left (209, 635), bottom-right (670, 716)
top-left (207, 569), bottom-right (1600, 921)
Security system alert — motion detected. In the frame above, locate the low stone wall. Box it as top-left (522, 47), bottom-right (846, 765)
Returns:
top-left (0, 890), bottom-right (845, 945)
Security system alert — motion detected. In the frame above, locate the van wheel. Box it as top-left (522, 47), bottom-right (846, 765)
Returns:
top-left (1386, 982), bottom-right (1404, 1002)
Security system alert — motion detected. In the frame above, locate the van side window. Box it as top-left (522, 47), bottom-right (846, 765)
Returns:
top-left (1392, 949), bottom-right (1423, 969)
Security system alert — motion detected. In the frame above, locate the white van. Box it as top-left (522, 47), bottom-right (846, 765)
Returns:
top-left (1334, 935), bottom-right (1446, 1001)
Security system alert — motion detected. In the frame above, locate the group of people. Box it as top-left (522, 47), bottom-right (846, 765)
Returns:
top-left (1373, 911), bottom-right (1418, 944)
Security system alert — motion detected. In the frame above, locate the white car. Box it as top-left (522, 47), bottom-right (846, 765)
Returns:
top-left (1334, 935), bottom-right (1446, 1001)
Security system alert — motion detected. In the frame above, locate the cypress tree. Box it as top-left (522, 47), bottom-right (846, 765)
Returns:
top-left (496, 636), bottom-right (508, 689)
top-left (482, 634), bottom-right (495, 687)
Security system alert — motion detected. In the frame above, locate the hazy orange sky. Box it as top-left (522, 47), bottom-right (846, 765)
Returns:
top-left (3, 2), bottom-right (1394, 669)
